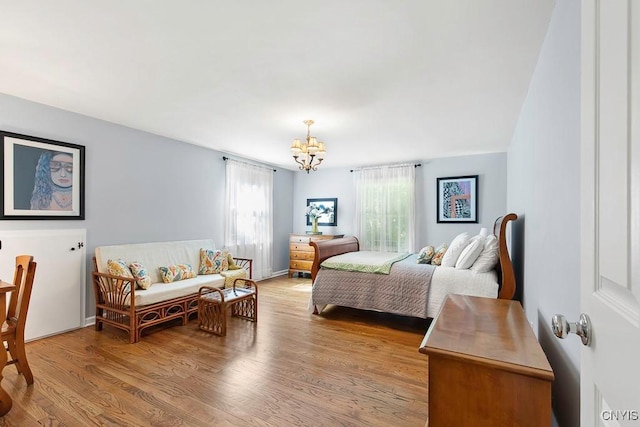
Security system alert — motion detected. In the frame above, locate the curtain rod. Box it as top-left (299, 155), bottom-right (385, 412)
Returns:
top-left (222, 156), bottom-right (276, 172)
top-left (350, 163), bottom-right (422, 173)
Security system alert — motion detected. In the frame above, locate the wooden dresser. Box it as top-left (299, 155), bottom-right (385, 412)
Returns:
top-left (289, 233), bottom-right (344, 278)
top-left (419, 294), bottom-right (554, 427)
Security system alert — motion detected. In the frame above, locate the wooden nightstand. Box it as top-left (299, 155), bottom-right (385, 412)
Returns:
top-left (289, 233), bottom-right (343, 277)
top-left (419, 294), bottom-right (554, 426)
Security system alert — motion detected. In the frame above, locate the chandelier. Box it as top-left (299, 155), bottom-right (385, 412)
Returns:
top-left (290, 119), bottom-right (326, 173)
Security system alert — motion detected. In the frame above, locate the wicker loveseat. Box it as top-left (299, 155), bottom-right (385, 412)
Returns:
top-left (92, 239), bottom-right (252, 343)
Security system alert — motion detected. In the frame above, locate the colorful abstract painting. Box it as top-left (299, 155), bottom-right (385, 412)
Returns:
top-left (437, 175), bottom-right (478, 223)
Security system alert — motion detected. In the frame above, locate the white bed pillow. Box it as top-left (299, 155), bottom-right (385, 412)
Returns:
top-left (455, 236), bottom-right (485, 269)
top-left (471, 235), bottom-right (499, 272)
top-left (440, 232), bottom-right (471, 267)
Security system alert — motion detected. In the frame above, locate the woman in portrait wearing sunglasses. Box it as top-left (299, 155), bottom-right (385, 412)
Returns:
top-left (30, 151), bottom-right (74, 211)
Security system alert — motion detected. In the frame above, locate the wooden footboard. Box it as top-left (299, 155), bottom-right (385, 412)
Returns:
top-left (310, 236), bottom-right (359, 281)
top-left (92, 257), bottom-right (252, 343)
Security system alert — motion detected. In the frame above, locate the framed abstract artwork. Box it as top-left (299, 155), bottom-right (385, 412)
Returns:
top-left (306, 198), bottom-right (337, 226)
top-left (436, 175), bottom-right (478, 223)
top-left (1, 131), bottom-right (85, 220)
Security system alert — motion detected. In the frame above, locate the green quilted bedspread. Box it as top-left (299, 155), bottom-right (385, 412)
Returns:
top-left (320, 251), bottom-right (411, 275)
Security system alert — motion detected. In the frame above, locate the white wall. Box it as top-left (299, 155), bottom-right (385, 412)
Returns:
top-left (507, 1), bottom-right (581, 425)
top-left (0, 93), bottom-right (295, 315)
top-left (292, 152), bottom-right (507, 249)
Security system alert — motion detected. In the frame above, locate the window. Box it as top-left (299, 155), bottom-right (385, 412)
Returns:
top-left (353, 164), bottom-right (415, 252)
top-left (224, 159), bottom-right (273, 280)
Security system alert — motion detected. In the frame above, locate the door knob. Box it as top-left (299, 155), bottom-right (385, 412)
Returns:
top-left (551, 313), bottom-right (592, 346)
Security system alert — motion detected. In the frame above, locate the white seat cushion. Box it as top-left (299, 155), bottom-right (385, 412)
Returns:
top-left (133, 274), bottom-right (224, 306)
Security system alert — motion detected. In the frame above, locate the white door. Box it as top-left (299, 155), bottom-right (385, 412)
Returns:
top-left (0, 229), bottom-right (86, 341)
top-left (581, 1), bottom-right (640, 425)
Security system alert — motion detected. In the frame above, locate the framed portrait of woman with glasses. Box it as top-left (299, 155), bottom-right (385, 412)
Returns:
top-left (1, 131), bottom-right (85, 220)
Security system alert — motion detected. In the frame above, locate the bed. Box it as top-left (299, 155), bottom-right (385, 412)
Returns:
top-left (308, 213), bottom-right (517, 319)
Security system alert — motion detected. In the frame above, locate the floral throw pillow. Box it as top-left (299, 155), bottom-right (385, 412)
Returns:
top-left (106, 259), bottom-right (133, 278)
top-left (159, 264), bottom-right (197, 283)
top-left (417, 246), bottom-right (435, 264)
top-left (106, 259), bottom-right (133, 293)
top-left (430, 243), bottom-right (448, 266)
top-left (199, 249), bottom-right (229, 275)
top-left (129, 261), bottom-right (152, 290)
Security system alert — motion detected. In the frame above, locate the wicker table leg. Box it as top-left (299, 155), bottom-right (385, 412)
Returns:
top-left (231, 294), bottom-right (257, 322)
top-left (198, 297), bottom-right (226, 336)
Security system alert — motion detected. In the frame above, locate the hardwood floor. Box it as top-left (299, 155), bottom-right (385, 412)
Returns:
top-left (0, 276), bottom-right (429, 426)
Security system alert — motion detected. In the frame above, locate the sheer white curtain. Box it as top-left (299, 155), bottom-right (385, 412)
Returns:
top-left (353, 164), bottom-right (416, 252)
top-left (224, 159), bottom-right (273, 280)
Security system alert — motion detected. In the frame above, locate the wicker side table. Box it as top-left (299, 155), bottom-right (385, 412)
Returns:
top-left (198, 278), bottom-right (258, 336)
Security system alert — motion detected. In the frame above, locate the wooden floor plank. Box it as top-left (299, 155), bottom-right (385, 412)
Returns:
top-left (0, 276), bottom-right (429, 426)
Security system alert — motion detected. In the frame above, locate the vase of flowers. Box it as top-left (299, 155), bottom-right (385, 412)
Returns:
top-left (306, 205), bottom-right (322, 235)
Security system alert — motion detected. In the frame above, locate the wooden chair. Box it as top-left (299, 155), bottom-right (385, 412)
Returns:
top-left (2, 255), bottom-right (37, 385)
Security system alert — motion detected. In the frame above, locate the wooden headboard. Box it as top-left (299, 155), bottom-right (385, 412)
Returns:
top-left (309, 213), bottom-right (519, 300)
top-left (494, 213), bottom-right (517, 300)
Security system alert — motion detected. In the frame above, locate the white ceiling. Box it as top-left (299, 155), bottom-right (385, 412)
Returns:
top-left (0, 1), bottom-right (554, 170)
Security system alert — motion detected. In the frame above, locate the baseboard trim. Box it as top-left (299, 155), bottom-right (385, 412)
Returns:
top-left (270, 270), bottom-right (288, 278)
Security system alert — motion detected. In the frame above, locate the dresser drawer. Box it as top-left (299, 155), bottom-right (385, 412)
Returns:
top-left (290, 251), bottom-right (315, 261)
top-left (289, 260), bottom-right (313, 271)
top-left (290, 235), bottom-right (311, 244)
top-left (288, 234), bottom-right (345, 277)
top-left (290, 243), bottom-right (313, 253)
